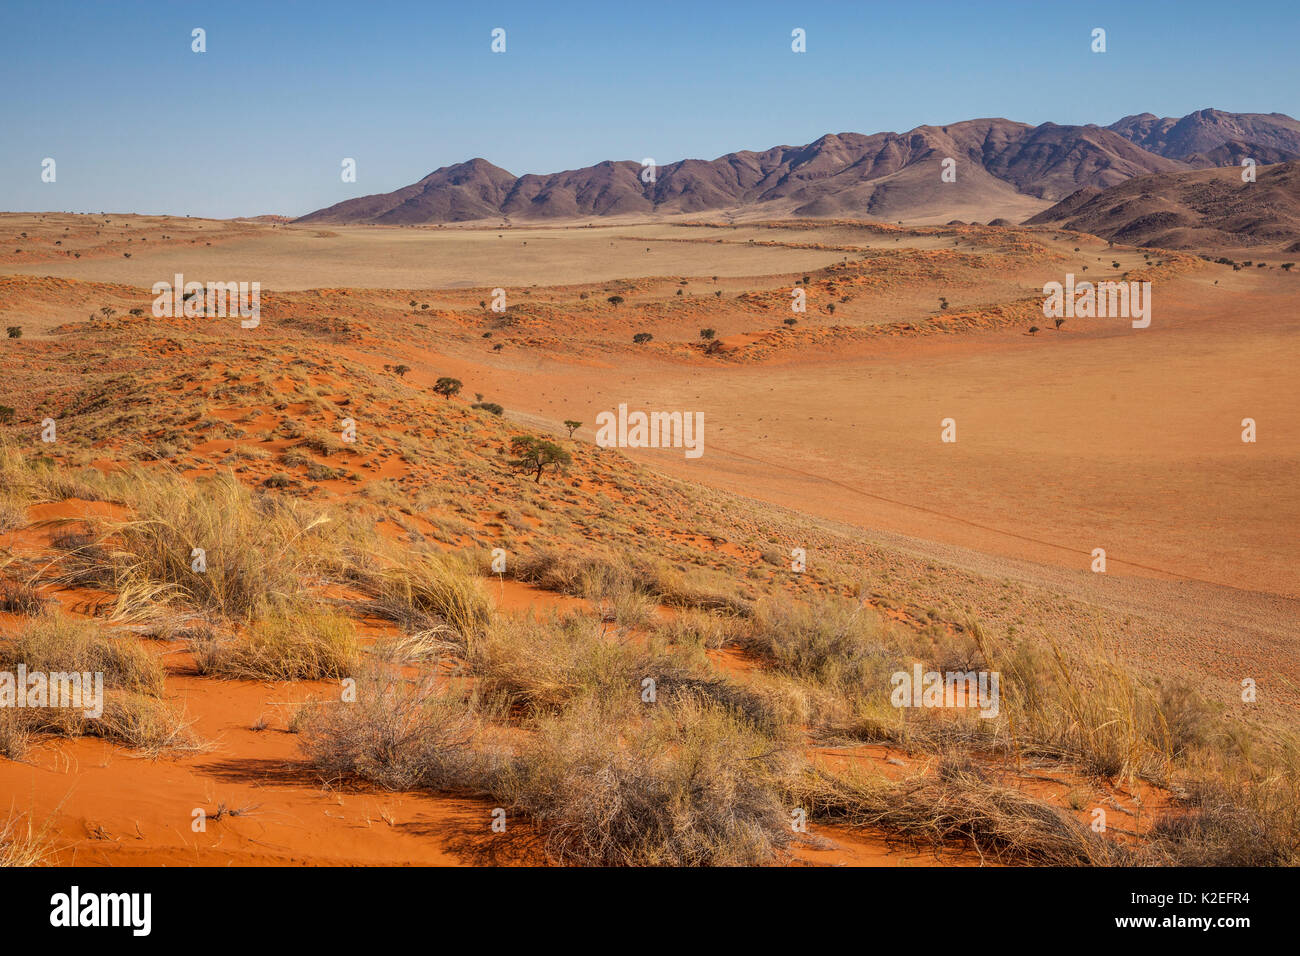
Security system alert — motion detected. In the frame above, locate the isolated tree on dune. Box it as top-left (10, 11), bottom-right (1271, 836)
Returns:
top-left (509, 436), bottom-right (572, 484)
top-left (699, 328), bottom-right (715, 341)
top-left (563, 420), bottom-right (581, 438)
top-left (433, 377), bottom-right (462, 400)
top-left (607, 295), bottom-right (624, 307)
top-left (5, 327), bottom-right (21, 339)
top-left (632, 332), bottom-right (653, 345)
top-left (393, 364), bottom-right (410, 378)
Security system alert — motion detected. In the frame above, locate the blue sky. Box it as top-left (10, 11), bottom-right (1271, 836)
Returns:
top-left (2, 0), bottom-right (1296, 217)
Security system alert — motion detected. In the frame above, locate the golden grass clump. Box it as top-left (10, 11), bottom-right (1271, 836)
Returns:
top-left (970, 621), bottom-right (1189, 781)
top-left (358, 549), bottom-right (491, 645)
top-left (0, 613), bottom-right (199, 756)
top-left (75, 469), bottom-right (345, 622)
top-left (471, 610), bottom-right (790, 735)
top-left (0, 443), bottom-right (99, 506)
top-left (193, 606), bottom-right (358, 681)
top-left (471, 612), bottom-right (647, 712)
top-left (0, 809), bottom-right (56, 867)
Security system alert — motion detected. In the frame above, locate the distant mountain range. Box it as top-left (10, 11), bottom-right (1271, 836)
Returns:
top-left (297, 109), bottom-right (1300, 227)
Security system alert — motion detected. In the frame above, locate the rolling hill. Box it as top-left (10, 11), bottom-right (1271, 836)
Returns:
top-left (1025, 160), bottom-right (1300, 251)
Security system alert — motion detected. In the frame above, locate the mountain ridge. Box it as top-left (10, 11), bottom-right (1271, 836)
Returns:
top-left (298, 110), bottom-right (1300, 225)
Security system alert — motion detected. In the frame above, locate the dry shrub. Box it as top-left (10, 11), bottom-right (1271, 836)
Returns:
top-left (0, 709), bottom-right (33, 759)
top-left (501, 697), bottom-right (795, 865)
top-left (1140, 777), bottom-right (1297, 866)
top-left (299, 667), bottom-right (495, 791)
top-left (745, 594), bottom-right (900, 691)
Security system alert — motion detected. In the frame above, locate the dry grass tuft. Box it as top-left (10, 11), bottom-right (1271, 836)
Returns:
top-left (192, 606), bottom-right (358, 681)
top-left (510, 549), bottom-right (751, 617)
top-left (0, 613), bottom-right (200, 755)
top-left (70, 469), bottom-right (342, 622)
top-left (0, 808), bottom-right (56, 867)
top-left (794, 759), bottom-right (1120, 866)
top-left (358, 550), bottom-right (491, 645)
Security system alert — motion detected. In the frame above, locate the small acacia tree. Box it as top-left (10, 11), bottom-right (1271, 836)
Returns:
top-left (393, 364), bottom-right (411, 378)
top-left (5, 327), bottom-right (21, 339)
top-left (607, 295), bottom-right (624, 308)
top-left (509, 436), bottom-right (571, 483)
top-left (563, 420), bottom-right (581, 438)
top-left (433, 377), bottom-right (462, 400)
top-left (699, 328), bottom-right (715, 341)
top-left (632, 332), bottom-right (653, 345)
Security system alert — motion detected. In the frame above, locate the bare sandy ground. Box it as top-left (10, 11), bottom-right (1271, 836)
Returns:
top-left (1, 215), bottom-right (851, 291)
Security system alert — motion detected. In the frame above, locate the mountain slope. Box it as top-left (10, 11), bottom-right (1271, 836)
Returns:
top-left (1025, 160), bottom-right (1300, 251)
top-left (1108, 109), bottom-right (1300, 167)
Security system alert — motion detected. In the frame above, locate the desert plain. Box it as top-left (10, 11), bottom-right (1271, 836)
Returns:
top-left (0, 207), bottom-right (1296, 866)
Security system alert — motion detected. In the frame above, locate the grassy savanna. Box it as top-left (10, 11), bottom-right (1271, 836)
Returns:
top-left (0, 434), bottom-right (1294, 866)
top-left (0, 215), bottom-right (1295, 866)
